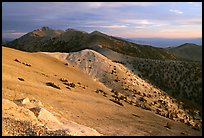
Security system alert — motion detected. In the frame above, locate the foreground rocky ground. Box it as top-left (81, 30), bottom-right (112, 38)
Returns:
top-left (2, 98), bottom-right (101, 136)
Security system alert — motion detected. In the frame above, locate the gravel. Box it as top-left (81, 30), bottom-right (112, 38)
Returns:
top-left (2, 118), bottom-right (70, 136)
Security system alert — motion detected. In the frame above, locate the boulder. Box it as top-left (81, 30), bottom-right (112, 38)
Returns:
top-left (15, 97), bottom-right (30, 105)
top-left (2, 99), bottom-right (37, 122)
top-left (15, 97), bottom-right (43, 108)
top-left (29, 107), bottom-right (102, 135)
top-left (29, 106), bottom-right (62, 130)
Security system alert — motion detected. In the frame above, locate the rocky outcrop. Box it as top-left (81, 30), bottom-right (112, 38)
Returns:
top-left (2, 98), bottom-right (102, 136)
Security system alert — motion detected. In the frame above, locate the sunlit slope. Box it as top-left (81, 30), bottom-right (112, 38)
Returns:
top-left (2, 47), bottom-right (201, 136)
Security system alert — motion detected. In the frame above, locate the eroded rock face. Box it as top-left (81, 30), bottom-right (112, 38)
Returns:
top-left (2, 98), bottom-right (102, 136)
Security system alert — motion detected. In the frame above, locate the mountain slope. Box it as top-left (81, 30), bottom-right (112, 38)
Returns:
top-left (2, 46), bottom-right (202, 136)
top-left (166, 43), bottom-right (202, 61)
top-left (68, 47), bottom-right (202, 112)
top-left (44, 49), bottom-right (202, 129)
top-left (6, 27), bottom-right (177, 60)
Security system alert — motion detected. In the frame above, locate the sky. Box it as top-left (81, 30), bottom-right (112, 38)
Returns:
top-left (2, 2), bottom-right (202, 39)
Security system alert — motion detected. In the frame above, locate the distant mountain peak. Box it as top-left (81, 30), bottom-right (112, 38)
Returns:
top-left (40, 26), bottom-right (51, 31)
top-left (32, 26), bottom-right (52, 33)
top-left (90, 31), bottom-right (108, 37)
top-left (91, 30), bottom-right (103, 34)
top-left (179, 43), bottom-right (200, 48)
top-left (65, 28), bottom-right (88, 34)
top-left (66, 28), bottom-right (78, 32)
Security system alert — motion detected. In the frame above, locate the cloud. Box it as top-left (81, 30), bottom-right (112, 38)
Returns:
top-left (3, 32), bottom-right (27, 38)
top-left (3, 30), bottom-right (16, 33)
top-left (186, 18), bottom-right (202, 25)
top-left (166, 18), bottom-right (202, 27)
top-left (121, 19), bottom-right (153, 25)
top-left (187, 2), bottom-right (202, 6)
top-left (169, 9), bottom-right (183, 15)
top-left (120, 19), bottom-right (169, 29)
top-left (84, 2), bottom-right (156, 8)
top-left (98, 25), bottom-right (127, 29)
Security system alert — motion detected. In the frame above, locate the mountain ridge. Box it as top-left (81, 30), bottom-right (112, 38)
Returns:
top-left (6, 27), bottom-right (177, 60)
top-left (166, 43), bottom-right (202, 61)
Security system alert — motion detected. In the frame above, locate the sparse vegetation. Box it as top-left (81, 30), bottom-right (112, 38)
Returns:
top-left (18, 77), bottom-right (24, 81)
top-left (132, 58), bottom-right (202, 112)
top-left (112, 60), bottom-right (126, 65)
top-left (14, 59), bottom-right (31, 67)
top-left (109, 99), bottom-right (123, 106)
top-left (63, 82), bottom-right (75, 88)
top-left (109, 90), bottom-right (124, 106)
top-left (14, 59), bottom-right (21, 63)
top-left (22, 62), bottom-right (31, 67)
top-left (46, 82), bottom-right (61, 89)
top-left (95, 89), bottom-right (107, 97)
top-left (66, 87), bottom-right (71, 90)
top-left (138, 97), bottom-right (146, 102)
top-left (41, 73), bottom-right (48, 77)
top-left (59, 78), bottom-right (68, 83)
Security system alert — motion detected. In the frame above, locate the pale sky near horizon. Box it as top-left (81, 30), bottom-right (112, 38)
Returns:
top-left (2, 2), bottom-right (202, 39)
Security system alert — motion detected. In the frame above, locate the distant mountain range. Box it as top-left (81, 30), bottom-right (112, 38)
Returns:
top-left (4, 26), bottom-right (202, 61)
top-left (123, 38), bottom-right (202, 48)
top-left (2, 38), bottom-right (14, 45)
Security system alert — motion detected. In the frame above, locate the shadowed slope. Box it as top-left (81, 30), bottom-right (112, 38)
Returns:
top-left (167, 43), bottom-right (202, 61)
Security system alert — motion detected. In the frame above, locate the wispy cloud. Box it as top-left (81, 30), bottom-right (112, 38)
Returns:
top-left (187, 2), bottom-right (202, 6)
top-left (169, 9), bottom-right (183, 15)
top-left (186, 18), bottom-right (202, 25)
top-left (3, 32), bottom-right (27, 38)
top-left (121, 19), bottom-right (153, 25)
top-left (98, 25), bottom-right (127, 29)
top-left (121, 19), bottom-right (169, 29)
top-left (84, 2), bottom-right (157, 8)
